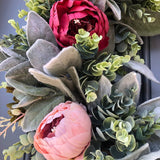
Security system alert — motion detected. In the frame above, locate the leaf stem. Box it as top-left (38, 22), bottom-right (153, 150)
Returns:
top-left (0, 113), bottom-right (25, 137)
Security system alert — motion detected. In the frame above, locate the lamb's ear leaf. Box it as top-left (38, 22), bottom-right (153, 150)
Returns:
top-left (113, 72), bottom-right (141, 103)
top-left (120, 143), bottom-right (150, 160)
top-left (121, 10), bottom-right (160, 36)
top-left (100, 23), bottom-right (115, 54)
top-left (147, 135), bottom-right (160, 153)
top-left (67, 66), bottom-right (85, 100)
top-left (0, 57), bottom-right (25, 71)
top-left (138, 150), bottom-right (160, 160)
top-left (0, 46), bottom-right (21, 57)
top-left (27, 39), bottom-right (59, 71)
top-left (43, 46), bottom-right (82, 76)
top-left (106, 0), bottom-right (121, 20)
top-left (92, 0), bottom-right (121, 20)
top-left (22, 94), bottom-right (64, 132)
top-left (137, 96), bottom-right (160, 115)
top-left (97, 75), bottom-right (112, 101)
top-left (35, 152), bottom-right (45, 160)
top-left (13, 90), bottom-right (26, 101)
top-left (12, 95), bottom-right (42, 108)
top-left (26, 11), bottom-right (57, 46)
top-left (125, 60), bottom-right (160, 84)
top-left (29, 68), bottom-right (76, 101)
top-left (5, 61), bottom-right (52, 96)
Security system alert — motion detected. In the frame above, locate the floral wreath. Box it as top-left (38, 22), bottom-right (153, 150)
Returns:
top-left (1, 0), bottom-right (160, 160)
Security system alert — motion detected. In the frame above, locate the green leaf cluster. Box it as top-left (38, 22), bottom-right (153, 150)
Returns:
top-left (134, 112), bottom-right (160, 142)
top-left (0, 82), bottom-right (7, 89)
top-left (84, 146), bottom-right (114, 160)
top-left (3, 132), bottom-right (34, 160)
top-left (115, 25), bottom-right (144, 64)
top-left (75, 29), bottom-right (102, 60)
top-left (82, 53), bottom-right (130, 81)
top-left (143, 0), bottom-right (160, 12)
top-left (8, 20), bottom-right (25, 37)
top-left (103, 117), bottom-right (136, 152)
top-left (0, 34), bottom-right (29, 52)
top-left (3, 131), bottom-right (45, 160)
top-left (85, 80), bottom-right (99, 103)
top-left (19, 0), bottom-right (55, 21)
top-left (90, 85), bottom-right (160, 158)
top-left (80, 53), bottom-right (130, 103)
top-left (97, 87), bottom-right (136, 120)
top-left (120, 2), bottom-right (156, 23)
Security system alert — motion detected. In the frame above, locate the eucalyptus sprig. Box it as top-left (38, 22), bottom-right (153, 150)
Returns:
top-left (75, 29), bottom-right (102, 60)
top-left (115, 25), bottom-right (144, 63)
top-left (84, 147), bottom-right (114, 160)
top-left (0, 19), bottom-right (29, 51)
top-left (2, 132), bottom-right (44, 160)
top-left (120, 2), bottom-right (156, 23)
top-left (143, 0), bottom-right (160, 12)
top-left (19, 0), bottom-right (55, 21)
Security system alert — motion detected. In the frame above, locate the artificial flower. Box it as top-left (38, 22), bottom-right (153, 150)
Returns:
top-left (34, 101), bottom-right (91, 160)
top-left (49, 0), bottom-right (109, 51)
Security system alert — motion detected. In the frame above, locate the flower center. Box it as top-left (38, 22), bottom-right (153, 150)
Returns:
top-left (41, 114), bottom-right (64, 138)
top-left (68, 15), bottom-right (97, 36)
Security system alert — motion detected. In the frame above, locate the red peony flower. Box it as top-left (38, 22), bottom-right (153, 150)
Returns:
top-left (34, 101), bottom-right (91, 160)
top-left (49, 0), bottom-right (109, 51)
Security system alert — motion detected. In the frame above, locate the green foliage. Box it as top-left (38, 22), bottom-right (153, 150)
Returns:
top-left (115, 25), bottom-right (144, 64)
top-left (89, 85), bottom-right (160, 158)
top-left (19, 0), bottom-right (55, 21)
top-left (134, 112), bottom-right (160, 142)
top-left (3, 131), bottom-right (45, 160)
top-left (82, 53), bottom-right (130, 81)
top-left (80, 52), bottom-right (130, 103)
top-left (0, 19), bottom-right (28, 51)
top-left (0, 34), bottom-right (29, 52)
top-left (75, 29), bottom-right (102, 60)
top-left (98, 87), bottom-right (136, 119)
top-left (8, 20), bottom-right (25, 37)
top-left (120, 2), bottom-right (156, 23)
top-left (85, 80), bottom-right (99, 103)
top-left (2, 132), bottom-right (35, 160)
top-left (84, 145), bottom-right (114, 160)
top-left (103, 117), bottom-right (136, 152)
top-left (143, 0), bottom-right (160, 12)
top-left (0, 82), bottom-right (7, 89)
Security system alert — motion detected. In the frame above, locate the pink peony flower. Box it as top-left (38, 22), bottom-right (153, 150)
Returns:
top-left (34, 101), bottom-right (91, 160)
top-left (49, 0), bottom-right (109, 51)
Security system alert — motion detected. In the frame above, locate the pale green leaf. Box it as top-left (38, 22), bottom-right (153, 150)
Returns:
top-left (43, 46), bottom-right (82, 76)
top-left (121, 10), bottom-right (160, 36)
top-left (13, 95), bottom-right (42, 108)
top-left (27, 39), bottom-right (59, 71)
top-left (29, 68), bottom-right (76, 100)
top-left (26, 11), bottom-right (57, 46)
top-left (106, 0), bottom-right (121, 20)
top-left (113, 72), bottom-right (141, 103)
top-left (22, 94), bottom-right (64, 132)
top-left (118, 143), bottom-right (150, 160)
top-left (125, 60), bottom-right (160, 84)
top-left (6, 61), bottom-right (52, 96)
top-left (67, 66), bottom-right (85, 100)
top-left (97, 75), bottom-right (112, 102)
top-left (0, 57), bottom-right (25, 71)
